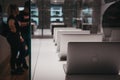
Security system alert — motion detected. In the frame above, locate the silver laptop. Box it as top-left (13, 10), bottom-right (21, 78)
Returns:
top-left (64, 42), bottom-right (120, 75)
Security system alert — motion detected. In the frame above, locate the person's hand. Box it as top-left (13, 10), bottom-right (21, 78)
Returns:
top-left (20, 36), bottom-right (24, 42)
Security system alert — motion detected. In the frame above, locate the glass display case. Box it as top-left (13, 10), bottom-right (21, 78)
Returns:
top-left (81, 8), bottom-right (93, 30)
top-left (31, 8), bottom-right (39, 26)
top-left (82, 8), bottom-right (93, 24)
top-left (50, 5), bottom-right (63, 22)
top-left (31, 5), bottom-right (39, 35)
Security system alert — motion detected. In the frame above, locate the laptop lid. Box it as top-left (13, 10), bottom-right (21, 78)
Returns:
top-left (65, 42), bottom-right (120, 75)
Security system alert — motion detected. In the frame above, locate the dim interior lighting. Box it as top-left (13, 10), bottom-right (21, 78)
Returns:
top-left (54, 0), bottom-right (57, 3)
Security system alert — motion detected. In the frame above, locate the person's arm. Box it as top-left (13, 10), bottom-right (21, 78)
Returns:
top-left (8, 19), bottom-right (16, 33)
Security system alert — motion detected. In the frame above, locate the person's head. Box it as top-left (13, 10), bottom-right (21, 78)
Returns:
top-left (7, 4), bottom-right (19, 17)
top-left (24, 1), bottom-right (30, 13)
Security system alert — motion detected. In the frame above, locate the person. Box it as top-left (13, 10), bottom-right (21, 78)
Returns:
top-left (7, 4), bottom-right (24, 75)
top-left (102, 0), bottom-right (120, 28)
top-left (17, 1), bottom-right (30, 70)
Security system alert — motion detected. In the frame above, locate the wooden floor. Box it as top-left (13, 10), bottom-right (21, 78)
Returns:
top-left (0, 56), bottom-right (29, 80)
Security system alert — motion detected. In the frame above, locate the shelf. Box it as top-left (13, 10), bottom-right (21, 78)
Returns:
top-left (51, 15), bottom-right (63, 17)
top-left (82, 23), bottom-right (92, 25)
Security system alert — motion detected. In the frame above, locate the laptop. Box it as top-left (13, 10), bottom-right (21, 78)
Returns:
top-left (64, 42), bottom-right (120, 75)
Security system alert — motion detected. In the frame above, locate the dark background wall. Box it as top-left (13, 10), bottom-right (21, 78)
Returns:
top-left (36, 0), bottom-right (50, 29)
top-left (0, 0), bottom-right (27, 13)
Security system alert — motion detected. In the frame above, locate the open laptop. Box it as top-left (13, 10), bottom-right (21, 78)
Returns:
top-left (64, 42), bottom-right (120, 75)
